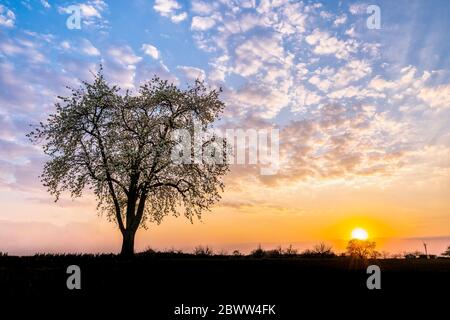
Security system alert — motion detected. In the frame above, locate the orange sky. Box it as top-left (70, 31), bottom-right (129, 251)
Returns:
top-left (1, 156), bottom-right (449, 255)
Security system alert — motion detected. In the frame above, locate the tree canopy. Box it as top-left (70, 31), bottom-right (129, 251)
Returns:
top-left (28, 68), bottom-right (229, 256)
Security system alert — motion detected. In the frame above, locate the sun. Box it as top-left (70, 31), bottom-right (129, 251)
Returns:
top-left (351, 228), bottom-right (369, 240)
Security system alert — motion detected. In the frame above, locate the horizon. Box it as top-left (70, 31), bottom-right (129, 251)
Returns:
top-left (1, 0), bottom-right (449, 256)
top-left (1, 217), bottom-right (449, 256)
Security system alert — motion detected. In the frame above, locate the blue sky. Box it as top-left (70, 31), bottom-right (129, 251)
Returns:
top-left (0, 0), bottom-right (450, 254)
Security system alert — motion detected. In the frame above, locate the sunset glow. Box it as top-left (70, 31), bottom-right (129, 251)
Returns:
top-left (351, 228), bottom-right (369, 241)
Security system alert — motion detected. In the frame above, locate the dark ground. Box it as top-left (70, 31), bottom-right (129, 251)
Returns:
top-left (1, 254), bottom-right (449, 317)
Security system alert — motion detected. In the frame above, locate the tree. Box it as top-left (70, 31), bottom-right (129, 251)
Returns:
top-left (300, 242), bottom-right (335, 258)
top-left (28, 68), bottom-right (229, 256)
top-left (313, 242), bottom-right (335, 257)
top-left (346, 239), bottom-right (377, 259)
top-left (442, 245), bottom-right (450, 257)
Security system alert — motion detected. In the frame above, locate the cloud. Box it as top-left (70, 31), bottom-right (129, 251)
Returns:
top-left (369, 75), bottom-right (397, 91)
top-left (349, 3), bottom-right (367, 15)
top-left (80, 39), bottom-right (100, 56)
top-left (40, 0), bottom-right (51, 9)
top-left (332, 60), bottom-right (372, 86)
top-left (177, 65), bottom-right (205, 81)
top-left (225, 82), bottom-right (290, 119)
top-left (0, 5), bottom-right (15, 28)
top-left (308, 60), bottom-right (371, 94)
top-left (154, 0), bottom-right (187, 23)
top-left (171, 12), bottom-right (187, 23)
top-left (334, 14), bottom-right (347, 26)
top-left (108, 45), bottom-right (142, 66)
top-left (191, 16), bottom-right (216, 31)
top-left (103, 46), bottom-right (144, 89)
top-left (141, 43), bottom-right (160, 59)
top-left (0, 35), bottom-right (47, 63)
top-left (191, 0), bottom-right (215, 15)
top-left (232, 33), bottom-right (285, 77)
top-left (305, 28), bottom-right (358, 60)
top-left (419, 84), bottom-right (450, 109)
top-left (154, 0), bottom-right (181, 15)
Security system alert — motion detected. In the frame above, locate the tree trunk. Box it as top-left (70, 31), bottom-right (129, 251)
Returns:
top-left (120, 229), bottom-right (136, 257)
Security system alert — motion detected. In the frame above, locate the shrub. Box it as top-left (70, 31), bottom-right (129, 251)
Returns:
top-left (250, 245), bottom-right (266, 258)
top-left (194, 245), bottom-right (213, 256)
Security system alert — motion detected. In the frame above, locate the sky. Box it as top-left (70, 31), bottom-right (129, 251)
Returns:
top-left (0, 0), bottom-right (449, 255)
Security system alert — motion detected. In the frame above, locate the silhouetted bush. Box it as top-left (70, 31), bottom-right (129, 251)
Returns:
top-left (137, 247), bottom-right (157, 257)
top-left (265, 246), bottom-right (283, 258)
top-left (232, 250), bottom-right (242, 257)
top-left (250, 245), bottom-right (266, 258)
top-left (283, 245), bottom-right (298, 256)
top-left (216, 249), bottom-right (228, 256)
top-left (194, 245), bottom-right (213, 256)
top-left (300, 243), bottom-right (336, 258)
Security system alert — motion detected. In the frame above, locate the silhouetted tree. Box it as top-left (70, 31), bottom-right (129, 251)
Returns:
top-left (313, 242), bottom-right (335, 257)
top-left (346, 239), bottom-right (377, 259)
top-left (283, 244), bottom-right (298, 256)
top-left (28, 68), bottom-right (228, 257)
top-left (300, 242), bottom-right (335, 258)
top-left (442, 245), bottom-right (450, 257)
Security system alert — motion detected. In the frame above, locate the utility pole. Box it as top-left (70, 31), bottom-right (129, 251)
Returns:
top-left (423, 242), bottom-right (428, 259)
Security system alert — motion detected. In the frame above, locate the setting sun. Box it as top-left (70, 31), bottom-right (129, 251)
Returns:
top-left (351, 228), bottom-right (369, 240)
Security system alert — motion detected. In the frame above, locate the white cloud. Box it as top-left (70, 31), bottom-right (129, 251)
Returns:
top-left (191, 0), bottom-right (214, 15)
top-left (79, 3), bottom-right (102, 18)
top-left (108, 46), bottom-right (142, 66)
top-left (171, 12), bottom-right (187, 23)
top-left (349, 3), bottom-right (367, 15)
top-left (154, 0), bottom-right (187, 23)
top-left (177, 65), bottom-right (205, 81)
top-left (308, 75), bottom-right (331, 92)
top-left (60, 41), bottom-right (71, 50)
top-left (332, 59), bottom-right (372, 86)
top-left (227, 83), bottom-right (291, 118)
top-left (40, 0), bottom-right (51, 9)
top-left (320, 11), bottom-right (333, 19)
top-left (0, 38), bottom-right (46, 63)
top-left (305, 28), bottom-right (357, 60)
top-left (291, 86), bottom-right (322, 112)
top-left (233, 33), bottom-right (285, 77)
top-left (154, 0), bottom-right (181, 16)
top-left (141, 43), bottom-right (160, 59)
top-left (81, 39), bottom-right (100, 56)
top-left (345, 26), bottom-right (356, 37)
top-left (191, 16), bottom-right (216, 31)
top-left (334, 14), bottom-right (347, 26)
top-left (0, 5), bottom-right (15, 28)
top-left (369, 76), bottom-right (396, 91)
top-left (419, 84), bottom-right (450, 109)
top-left (308, 60), bottom-right (371, 92)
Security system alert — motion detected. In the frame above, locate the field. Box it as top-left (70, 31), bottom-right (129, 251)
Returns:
top-left (1, 253), bottom-right (449, 316)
